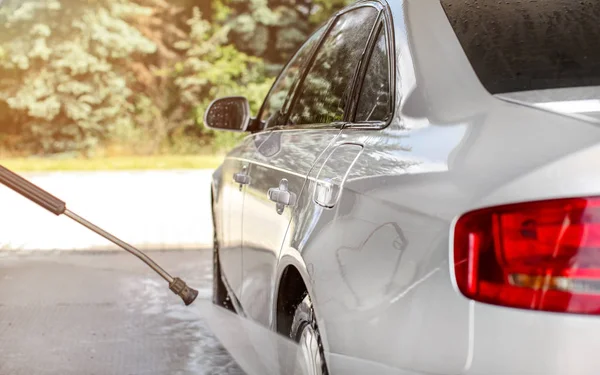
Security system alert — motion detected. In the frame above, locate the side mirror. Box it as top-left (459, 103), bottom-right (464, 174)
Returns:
top-left (204, 96), bottom-right (251, 132)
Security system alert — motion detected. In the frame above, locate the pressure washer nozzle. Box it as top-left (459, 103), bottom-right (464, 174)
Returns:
top-left (169, 277), bottom-right (199, 306)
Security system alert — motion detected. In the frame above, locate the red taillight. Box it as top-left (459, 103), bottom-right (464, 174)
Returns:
top-left (454, 197), bottom-right (600, 314)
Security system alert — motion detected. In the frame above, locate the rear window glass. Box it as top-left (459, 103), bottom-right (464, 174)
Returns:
top-left (440, 0), bottom-right (600, 94)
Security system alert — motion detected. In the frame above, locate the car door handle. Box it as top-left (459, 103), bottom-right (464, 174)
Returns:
top-left (268, 179), bottom-right (296, 214)
top-left (233, 172), bottom-right (250, 185)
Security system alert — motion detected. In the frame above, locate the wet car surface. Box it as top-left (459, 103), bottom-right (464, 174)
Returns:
top-left (0, 250), bottom-right (244, 375)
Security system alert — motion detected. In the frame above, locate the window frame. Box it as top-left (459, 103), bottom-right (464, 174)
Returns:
top-left (345, 1), bottom-right (396, 130)
top-left (254, 1), bottom-right (390, 133)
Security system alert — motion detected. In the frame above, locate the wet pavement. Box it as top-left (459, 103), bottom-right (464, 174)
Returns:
top-left (0, 250), bottom-right (244, 375)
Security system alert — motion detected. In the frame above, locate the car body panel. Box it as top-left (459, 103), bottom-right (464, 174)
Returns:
top-left (240, 128), bottom-right (342, 326)
top-left (212, 0), bottom-right (600, 373)
top-left (496, 87), bottom-right (600, 124)
top-left (215, 155), bottom-right (247, 298)
top-left (284, 121), bottom-right (472, 372)
top-left (469, 303), bottom-right (600, 375)
top-left (292, 99), bottom-right (600, 373)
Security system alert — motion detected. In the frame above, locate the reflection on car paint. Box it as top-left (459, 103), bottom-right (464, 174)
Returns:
top-left (336, 222), bottom-right (407, 307)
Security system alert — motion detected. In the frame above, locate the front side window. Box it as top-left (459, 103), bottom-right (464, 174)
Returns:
top-left (258, 26), bottom-right (326, 129)
top-left (355, 25), bottom-right (391, 123)
top-left (288, 6), bottom-right (379, 125)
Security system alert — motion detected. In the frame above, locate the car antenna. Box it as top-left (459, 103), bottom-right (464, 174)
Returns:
top-left (0, 165), bottom-right (198, 306)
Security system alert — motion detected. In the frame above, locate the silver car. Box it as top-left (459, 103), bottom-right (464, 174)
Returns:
top-left (207, 0), bottom-right (600, 373)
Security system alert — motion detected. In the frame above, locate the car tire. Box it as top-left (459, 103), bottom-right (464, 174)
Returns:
top-left (290, 294), bottom-right (328, 375)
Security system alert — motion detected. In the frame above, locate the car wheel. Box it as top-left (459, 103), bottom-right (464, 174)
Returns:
top-left (290, 294), bottom-right (328, 375)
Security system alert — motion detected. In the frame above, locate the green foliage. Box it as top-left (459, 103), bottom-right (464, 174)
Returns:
top-left (0, 0), bottom-right (156, 155)
top-left (0, 0), bottom-right (349, 156)
top-left (151, 6), bottom-right (273, 152)
top-left (218, 0), bottom-right (353, 64)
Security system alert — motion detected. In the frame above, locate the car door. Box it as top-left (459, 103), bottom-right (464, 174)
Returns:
top-left (217, 151), bottom-right (249, 302)
top-left (216, 22), bottom-right (328, 308)
top-left (240, 5), bottom-right (382, 326)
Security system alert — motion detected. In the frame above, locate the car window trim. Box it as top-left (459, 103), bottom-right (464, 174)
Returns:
top-left (345, 13), bottom-right (384, 122)
top-left (266, 121), bottom-right (347, 132)
top-left (281, 2), bottom-right (384, 129)
top-left (345, 1), bottom-right (396, 130)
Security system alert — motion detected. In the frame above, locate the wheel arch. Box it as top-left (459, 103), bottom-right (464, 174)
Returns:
top-left (274, 253), bottom-right (330, 352)
top-left (275, 264), bottom-right (307, 338)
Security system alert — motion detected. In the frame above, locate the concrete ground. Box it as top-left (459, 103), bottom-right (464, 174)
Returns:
top-left (0, 250), bottom-right (244, 375)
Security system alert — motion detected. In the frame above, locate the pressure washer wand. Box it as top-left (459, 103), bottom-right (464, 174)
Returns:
top-left (0, 165), bottom-right (198, 306)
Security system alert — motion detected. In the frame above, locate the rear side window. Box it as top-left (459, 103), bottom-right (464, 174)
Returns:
top-left (259, 26), bottom-right (325, 128)
top-left (441, 0), bottom-right (600, 94)
top-left (355, 26), bottom-right (391, 122)
top-left (288, 6), bottom-right (379, 125)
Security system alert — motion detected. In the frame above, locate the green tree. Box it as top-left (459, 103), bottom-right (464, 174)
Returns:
top-left (214, 0), bottom-right (352, 65)
top-left (128, 5), bottom-right (273, 153)
top-left (0, 0), bottom-right (157, 155)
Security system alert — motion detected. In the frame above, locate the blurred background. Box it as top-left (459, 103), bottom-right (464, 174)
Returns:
top-left (0, 0), bottom-right (352, 170)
